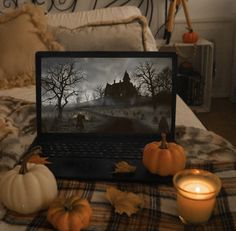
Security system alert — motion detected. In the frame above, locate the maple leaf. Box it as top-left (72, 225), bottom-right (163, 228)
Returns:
top-left (28, 154), bottom-right (51, 164)
top-left (106, 187), bottom-right (144, 217)
top-left (113, 161), bottom-right (136, 173)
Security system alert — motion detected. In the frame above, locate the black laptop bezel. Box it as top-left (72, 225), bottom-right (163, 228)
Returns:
top-left (35, 51), bottom-right (177, 141)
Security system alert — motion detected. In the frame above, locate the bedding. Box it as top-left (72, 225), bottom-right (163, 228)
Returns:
top-left (0, 4), bottom-right (157, 91)
top-left (47, 6), bottom-right (157, 51)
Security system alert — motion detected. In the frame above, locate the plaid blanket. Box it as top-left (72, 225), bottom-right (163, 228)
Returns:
top-left (3, 162), bottom-right (236, 231)
top-left (1, 96), bottom-right (236, 230)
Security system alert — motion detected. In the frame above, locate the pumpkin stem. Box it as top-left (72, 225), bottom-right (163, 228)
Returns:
top-left (186, 27), bottom-right (193, 33)
top-left (64, 200), bottom-right (74, 211)
top-left (64, 204), bottom-right (73, 211)
top-left (159, 133), bottom-right (168, 149)
top-left (19, 146), bottom-right (43, 174)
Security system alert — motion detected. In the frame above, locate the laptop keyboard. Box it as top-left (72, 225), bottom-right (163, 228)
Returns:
top-left (41, 140), bottom-right (147, 159)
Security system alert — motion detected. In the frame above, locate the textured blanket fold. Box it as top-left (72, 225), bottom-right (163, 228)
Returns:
top-left (0, 96), bottom-right (236, 231)
top-left (0, 96), bottom-right (36, 172)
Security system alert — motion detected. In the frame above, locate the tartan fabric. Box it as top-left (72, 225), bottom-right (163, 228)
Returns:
top-left (3, 162), bottom-right (236, 231)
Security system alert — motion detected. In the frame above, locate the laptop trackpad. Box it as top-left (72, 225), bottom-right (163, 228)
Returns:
top-left (48, 158), bottom-right (116, 181)
top-left (47, 158), bottom-right (172, 183)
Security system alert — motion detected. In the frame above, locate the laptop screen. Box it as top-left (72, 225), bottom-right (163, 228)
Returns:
top-left (36, 52), bottom-right (177, 138)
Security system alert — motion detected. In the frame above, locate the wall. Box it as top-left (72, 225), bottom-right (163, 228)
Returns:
top-left (232, 31), bottom-right (236, 102)
top-left (231, 1), bottom-right (236, 102)
top-left (176, 0), bottom-right (233, 21)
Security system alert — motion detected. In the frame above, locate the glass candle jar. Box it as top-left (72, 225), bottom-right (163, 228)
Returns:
top-left (173, 169), bottom-right (222, 224)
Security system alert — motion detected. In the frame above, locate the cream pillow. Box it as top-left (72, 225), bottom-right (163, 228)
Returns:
top-left (0, 4), bottom-right (64, 89)
top-left (47, 6), bottom-right (157, 51)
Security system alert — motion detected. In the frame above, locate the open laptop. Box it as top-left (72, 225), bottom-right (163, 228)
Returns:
top-left (34, 51), bottom-right (177, 183)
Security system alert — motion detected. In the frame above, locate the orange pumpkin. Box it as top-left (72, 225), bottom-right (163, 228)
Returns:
top-left (143, 133), bottom-right (186, 176)
top-left (47, 196), bottom-right (92, 231)
top-left (183, 29), bottom-right (199, 43)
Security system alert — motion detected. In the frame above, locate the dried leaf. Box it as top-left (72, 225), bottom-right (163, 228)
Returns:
top-left (28, 154), bottom-right (51, 164)
top-left (106, 186), bottom-right (144, 217)
top-left (114, 161), bottom-right (136, 173)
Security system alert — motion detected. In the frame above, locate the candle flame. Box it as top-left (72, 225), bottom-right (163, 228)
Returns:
top-left (195, 186), bottom-right (201, 193)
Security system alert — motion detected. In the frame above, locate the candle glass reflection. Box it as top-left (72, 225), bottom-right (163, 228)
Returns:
top-left (173, 169), bottom-right (222, 224)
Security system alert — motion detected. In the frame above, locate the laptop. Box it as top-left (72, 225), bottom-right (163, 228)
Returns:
top-left (34, 51), bottom-right (177, 183)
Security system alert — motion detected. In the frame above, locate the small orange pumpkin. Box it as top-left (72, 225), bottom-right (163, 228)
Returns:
top-left (47, 196), bottom-right (92, 231)
top-left (143, 133), bottom-right (186, 176)
top-left (183, 29), bottom-right (199, 43)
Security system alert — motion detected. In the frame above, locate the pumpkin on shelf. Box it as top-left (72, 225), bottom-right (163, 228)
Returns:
top-left (143, 133), bottom-right (186, 176)
top-left (183, 29), bottom-right (199, 44)
top-left (0, 146), bottom-right (58, 215)
top-left (47, 196), bottom-right (92, 231)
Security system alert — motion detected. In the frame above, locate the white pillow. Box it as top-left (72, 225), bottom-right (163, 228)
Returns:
top-left (46, 6), bottom-right (157, 51)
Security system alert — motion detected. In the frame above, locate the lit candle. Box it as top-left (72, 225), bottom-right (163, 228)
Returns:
top-left (173, 169), bottom-right (221, 224)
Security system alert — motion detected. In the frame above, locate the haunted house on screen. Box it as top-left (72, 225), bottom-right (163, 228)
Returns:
top-left (104, 71), bottom-right (138, 106)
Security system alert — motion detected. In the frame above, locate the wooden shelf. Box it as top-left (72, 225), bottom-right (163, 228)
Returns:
top-left (158, 38), bottom-right (214, 112)
top-left (157, 38), bottom-right (213, 48)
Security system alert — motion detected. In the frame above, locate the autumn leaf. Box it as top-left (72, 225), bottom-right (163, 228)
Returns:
top-left (113, 161), bottom-right (136, 173)
top-left (21, 146), bottom-right (50, 165)
top-left (28, 154), bottom-right (51, 164)
top-left (106, 187), bottom-right (144, 217)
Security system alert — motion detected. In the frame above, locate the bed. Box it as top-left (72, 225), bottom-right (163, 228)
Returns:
top-left (2, 1), bottom-right (236, 231)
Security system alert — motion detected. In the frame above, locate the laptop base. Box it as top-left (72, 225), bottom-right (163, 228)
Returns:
top-left (47, 157), bottom-right (172, 184)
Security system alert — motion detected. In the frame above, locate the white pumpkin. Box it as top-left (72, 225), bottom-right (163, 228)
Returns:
top-left (0, 162), bottom-right (58, 214)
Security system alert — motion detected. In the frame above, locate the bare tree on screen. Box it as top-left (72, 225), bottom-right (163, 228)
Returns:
top-left (133, 61), bottom-right (159, 109)
top-left (133, 61), bottom-right (172, 109)
top-left (42, 61), bottom-right (86, 120)
top-left (92, 84), bottom-right (105, 99)
top-left (156, 67), bottom-right (172, 93)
